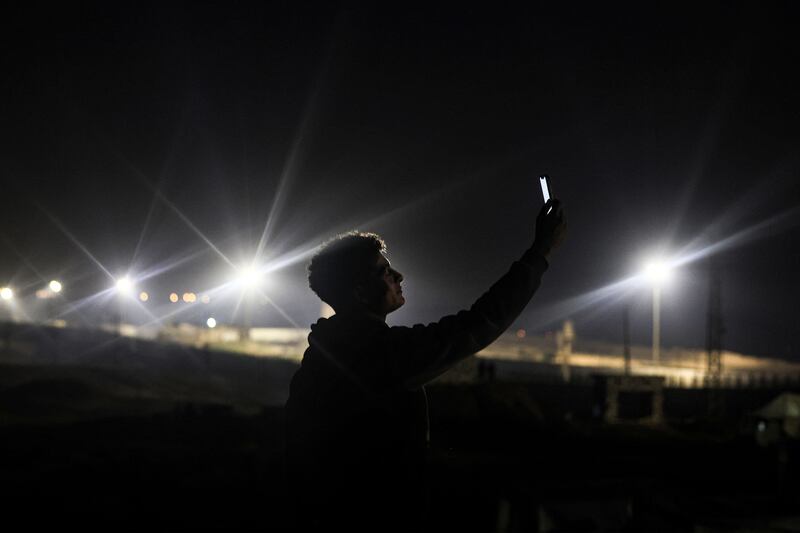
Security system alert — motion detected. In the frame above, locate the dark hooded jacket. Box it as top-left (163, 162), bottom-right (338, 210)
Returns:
top-left (285, 249), bottom-right (549, 530)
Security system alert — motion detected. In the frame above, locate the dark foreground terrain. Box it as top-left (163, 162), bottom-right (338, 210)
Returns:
top-left (0, 324), bottom-right (798, 531)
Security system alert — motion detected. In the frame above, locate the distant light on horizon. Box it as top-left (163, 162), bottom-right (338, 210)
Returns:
top-left (139, 291), bottom-right (149, 302)
top-left (182, 292), bottom-right (197, 303)
top-left (169, 292), bottom-right (179, 303)
top-left (201, 294), bottom-right (211, 304)
top-left (0, 287), bottom-right (13, 301)
top-left (49, 280), bottom-right (62, 293)
top-left (206, 317), bottom-right (217, 328)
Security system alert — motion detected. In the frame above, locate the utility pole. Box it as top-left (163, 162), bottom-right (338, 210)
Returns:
top-left (623, 305), bottom-right (631, 375)
top-left (706, 258), bottom-right (724, 416)
top-left (652, 284), bottom-right (661, 364)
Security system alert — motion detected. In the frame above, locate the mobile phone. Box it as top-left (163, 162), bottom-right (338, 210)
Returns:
top-left (539, 175), bottom-right (553, 212)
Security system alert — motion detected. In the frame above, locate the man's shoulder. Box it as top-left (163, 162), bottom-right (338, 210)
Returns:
top-left (298, 316), bottom-right (395, 383)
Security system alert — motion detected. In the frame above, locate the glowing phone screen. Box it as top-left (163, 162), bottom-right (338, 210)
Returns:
top-left (539, 175), bottom-right (551, 204)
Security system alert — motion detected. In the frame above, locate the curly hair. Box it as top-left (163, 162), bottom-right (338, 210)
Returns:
top-left (308, 231), bottom-right (387, 310)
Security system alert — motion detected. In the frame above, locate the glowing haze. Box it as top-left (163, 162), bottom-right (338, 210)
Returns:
top-left (1, 4), bottom-right (798, 361)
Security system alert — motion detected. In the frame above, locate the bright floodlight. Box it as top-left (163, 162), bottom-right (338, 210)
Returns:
top-left (206, 317), bottom-right (217, 328)
top-left (236, 265), bottom-right (263, 289)
top-left (49, 280), bottom-right (63, 293)
top-left (0, 287), bottom-right (13, 301)
top-left (115, 276), bottom-right (133, 294)
top-left (643, 259), bottom-right (672, 285)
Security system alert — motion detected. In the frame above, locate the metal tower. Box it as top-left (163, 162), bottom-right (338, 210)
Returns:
top-left (706, 258), bottom-right (724, 415)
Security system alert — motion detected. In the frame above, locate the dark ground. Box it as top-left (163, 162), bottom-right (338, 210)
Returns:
top-left (0, 324), bottom-right (798, 531)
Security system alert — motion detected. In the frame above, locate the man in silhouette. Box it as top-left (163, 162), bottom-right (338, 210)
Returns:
top-left (285, 199), bottom-right (565, 531)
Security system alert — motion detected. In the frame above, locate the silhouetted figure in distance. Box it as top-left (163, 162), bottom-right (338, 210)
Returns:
top-left (285, 199), bottom-right (565, 531)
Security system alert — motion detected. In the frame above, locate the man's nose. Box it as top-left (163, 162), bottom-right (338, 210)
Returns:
top-left (392, 268), bottom-right (403, 283)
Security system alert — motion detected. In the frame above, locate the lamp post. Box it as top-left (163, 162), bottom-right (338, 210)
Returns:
top-left (643, 259), bottom-right (672, 365)
top-left (0, 287), bottom-right (12, 348)
top-left (0, 287), bottom-right (13, 323)
top-left (235, 265), bottom-right (264, 341)
top-left (115, 276), bottom-right (133, 335)
top-left (49, 280), bottom-right (61, 324)
top-left (652, 283), bottom-right (661, 364)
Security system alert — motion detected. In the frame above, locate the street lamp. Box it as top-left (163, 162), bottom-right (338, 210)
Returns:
top-left (234, 264), bottom-right (266, 335)
top-left (114, 276), bottom-right (134, 335)
top-left (0, 287), bottom-right (14, 328)
top-left (39, 280), bottom-right (64, 324)
top-left (115, 276), bottom-right (133, 295)
top-left (642, 258), bottom-right (673, 364)
top-left (235, 265), bottom-right (263, 290)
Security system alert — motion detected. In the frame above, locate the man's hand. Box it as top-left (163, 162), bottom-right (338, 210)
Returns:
top-left (532, 199), bottom-right (566, 259)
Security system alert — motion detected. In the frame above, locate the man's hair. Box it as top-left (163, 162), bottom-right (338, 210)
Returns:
top-left (308, 231), bottom-right (386, 310)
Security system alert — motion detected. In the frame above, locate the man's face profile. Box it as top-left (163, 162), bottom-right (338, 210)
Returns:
top-left (371, 253), bottom-right (404, 315)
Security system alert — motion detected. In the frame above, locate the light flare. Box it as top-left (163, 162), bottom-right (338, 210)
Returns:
top-left (115, 276), bottom-right (133, 294)
top-left (35, 203), bottom-right (115, 281)
top-left (235, 265), bottom-right (264, 289)
top-left (642, 259), bottom-right (673, 286)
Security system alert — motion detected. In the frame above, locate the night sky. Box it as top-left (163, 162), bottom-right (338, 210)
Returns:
top-left (2, 2), bottom-right (799, 360)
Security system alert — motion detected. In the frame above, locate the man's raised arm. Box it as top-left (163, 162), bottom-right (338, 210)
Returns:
top-left (384, 199), bottom-right (566, 389)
